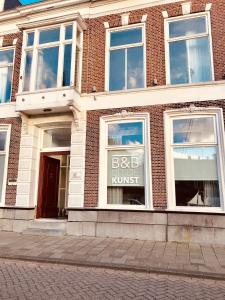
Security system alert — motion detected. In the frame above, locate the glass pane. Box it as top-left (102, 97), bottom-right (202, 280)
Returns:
top-left (173, 117), bottom-right (215, 144)
top-left (63, 44), bottom-right (72, 86)
top-left (23, 51), bottom-right (33, 91)
top-left (169, 16), bottom-right (206, 38)
top-left (107, 149), bottom-right (145, 205)
top-left (169, 40), bottom-right (189, 84)
top-left (109, 49), bottom-right (125, 91)
top-left (43, 128), bottom-right (71, 148)
top-left (0, 155), bottom-right (5, 200)
top-left (0, 132), bottom-right (7, 151)
top-left (174, 147), bottom-right (220, 207)
top-left (27, 32), bottom-right (34, 46)
top-left (65, 25), bottom-right (73, 40)
top-left (36, 47), bottom-right (59, 89)
top-left (0, 66), bottom-right (12, 103)
top-left (39, 28), bottom-right (60, 44)
top-left (0, 50), bottom-right (14, 64)
top-left (188, 37), bottom-right (212, 83)
top-left (127, 46), bottom-right (144, 89)
top-left (108, 122), bottom-right (143, 145)
top-left (110, 28), bottom-right (142, 47)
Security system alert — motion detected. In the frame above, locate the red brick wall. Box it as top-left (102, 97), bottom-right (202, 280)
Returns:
top-left (84, 101), bottom-right (225, 209)
top-left (2, 32), bottom-right (23, 103)
top-left (0, 118), bottom-right (22, 206)
top-left (82, 0), bottom-right (225, 93)
top-left (1, 32), bottom-right (23, 205)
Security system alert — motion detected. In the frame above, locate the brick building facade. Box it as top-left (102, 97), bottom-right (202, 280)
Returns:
top-left (0, 0), bottom-right (224, 243)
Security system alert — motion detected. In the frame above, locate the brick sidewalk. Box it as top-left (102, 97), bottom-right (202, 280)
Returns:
top-left (0, 232), bottom-right (225, 280)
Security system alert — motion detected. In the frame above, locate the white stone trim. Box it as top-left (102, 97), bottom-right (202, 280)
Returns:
top-left (205, 3), bottom-right (212, 11)
top-left (181, 2), bottom-right (191, 15)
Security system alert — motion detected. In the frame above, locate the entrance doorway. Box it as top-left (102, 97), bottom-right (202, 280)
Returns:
top-left (37, 152), bottom-right (70, 219)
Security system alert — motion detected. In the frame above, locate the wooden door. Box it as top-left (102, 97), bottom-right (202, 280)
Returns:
top-left (37, 156), bottom-right (60, 218)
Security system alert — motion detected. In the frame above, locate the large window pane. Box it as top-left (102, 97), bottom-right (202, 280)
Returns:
top-left (110, 28), bottom-right (142, 47)
top-left (188, 37), bottom-right (212, 83)
top-left (63, 44), bottom-right (72, 87)
top-left (173, 117), bottom-right (215, 144)
top-left (36, 47), bottom-right (59, 89)
top-left (0, 132), bottom-right (7, 151)
top-left (107, 149), bottom-right (145, 205)
top-left (0, 155), bottom-right (5, 200)
top-left (169, 37), bottom-right (212, 84)
top-left (169, 17), bottom-right (206, 38)
top-left (108, 122), bottom-right (143, 145)
top-left (127, 46), bottom-right (144, 89)
top-left (109, 49), bottom-right (125, 91)
top-left (39, 28), bottom-right (60, 44)
top-left (23, 51), bottom-right (33, 91)
top-left (174, 147), bottom-right (220, 207)
top-left (0, 66), bottom-right (12, 103)
top-left (169, 40), bottom-right (189, 84)
top-left (0, 50), bottom-right (14, 64)
top-left (43, 128), bottom-right (71, 148)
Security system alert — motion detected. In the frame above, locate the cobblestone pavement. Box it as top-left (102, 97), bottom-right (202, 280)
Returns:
top-left (0, 232), bottom-right (225, 279)
top-left (0, 259), bottom-right (225, 300)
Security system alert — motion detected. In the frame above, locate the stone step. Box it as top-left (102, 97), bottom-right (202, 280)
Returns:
top-left (28, 219), bottom-right (67, 230)
top-left (23, 227), bottom-right (66, 237)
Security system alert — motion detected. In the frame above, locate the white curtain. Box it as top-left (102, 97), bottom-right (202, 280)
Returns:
top-left (203, 181), bottom-right (220, 207)
top-left (187, 38), bottom-right (211, 83)
top-left (0, 67), bottom-right (8, 103)
top-left (107, 188), bottom-right (123, 204)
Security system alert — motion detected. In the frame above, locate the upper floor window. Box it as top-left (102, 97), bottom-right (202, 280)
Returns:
top-left (22, 23), bottom-right (83, 92)
top-left (0, 49), bottom-right (14, 103)
top-left (106, 25), bottom-right (145, 92)
top-left (165, 109), bottom-right (225, 212)
top-left (166, 14), bottom-right (213, 85)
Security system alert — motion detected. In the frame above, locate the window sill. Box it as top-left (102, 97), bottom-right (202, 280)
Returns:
top-left (84, 80), bottom-right (225, 97)
top-left (166, 207), bottom-right (224, 214)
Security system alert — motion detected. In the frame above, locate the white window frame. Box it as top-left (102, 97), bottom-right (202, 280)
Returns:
top-left (164, 12), bottom-right (215, 85)
top-left (98, 113), bottom-right (152, 210)
top-left (0, 47), bottom-right (15, 103)
top-left (105, 23), bottom-right (147, 92)
top-left (0, 125), bottom-right (11, 206)
top-left (19, 22), bottom-right (83, 93)
top-left (40, 125), bottom-right (71, 153)
top-left (164, 108), bottom-right (225, 212)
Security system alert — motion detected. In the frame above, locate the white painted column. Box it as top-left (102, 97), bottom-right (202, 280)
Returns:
top-left (67, 111), bottom-right (86, 208)
top-left (0, 0), bottom-right (5, 12)
top-left (16, 118), bottom-right (40, 207)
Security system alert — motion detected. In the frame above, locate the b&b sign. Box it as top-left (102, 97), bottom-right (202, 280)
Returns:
top-left (107, 150), bottom-right (144, 187)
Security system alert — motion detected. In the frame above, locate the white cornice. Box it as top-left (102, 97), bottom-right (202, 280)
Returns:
top-left (17, 13), bottom-right (87, 30)
top-left (81, 81), bottom-right (225, 111)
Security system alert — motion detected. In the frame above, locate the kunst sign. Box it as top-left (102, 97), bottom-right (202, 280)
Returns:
top-left (107, 150), bottom-right (144, 187)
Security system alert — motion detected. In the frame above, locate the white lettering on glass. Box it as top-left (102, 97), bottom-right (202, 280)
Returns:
top-left (112, 155), bottom-right (139, 169)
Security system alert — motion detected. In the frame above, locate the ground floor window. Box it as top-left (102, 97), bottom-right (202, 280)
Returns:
top-left (99, 114), bottom-right (151, 209)
top-left (0, 125), bottom-right (10, 204)
top-left (165, 109), bottom-right (225, 211)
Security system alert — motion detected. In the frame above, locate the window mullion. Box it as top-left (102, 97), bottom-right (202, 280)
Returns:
top-left (125, 48), bottom-right (128, 90)
top-left (30, 29), bottom-right (39, 91)
top-left (57, 25), bottom-right (65, 88)
top-left (70, 21), bottom-right (77, 87)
